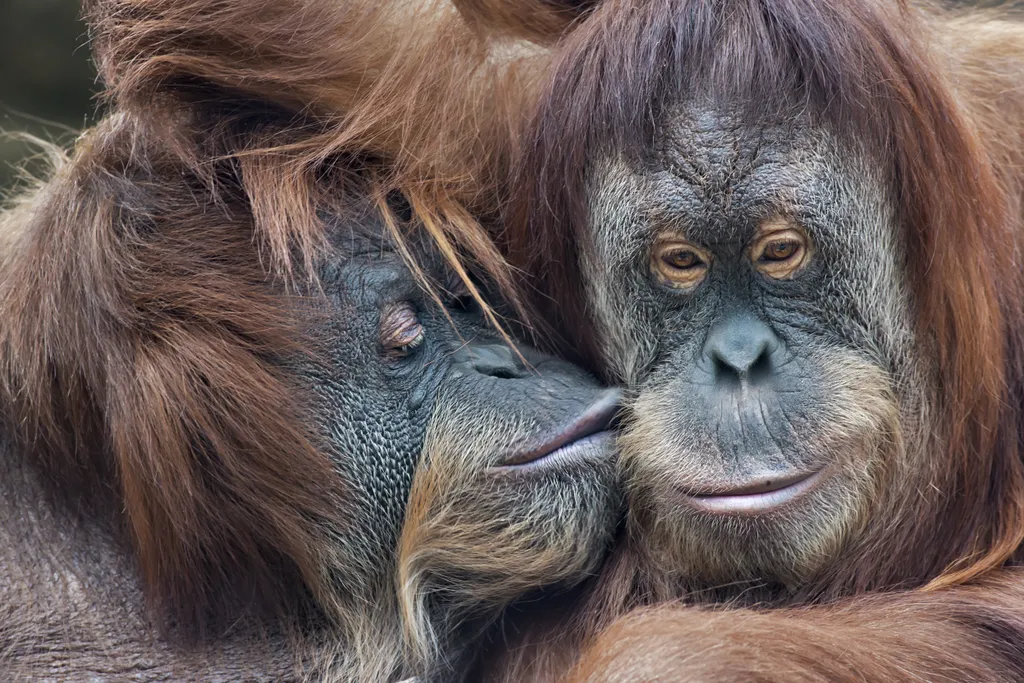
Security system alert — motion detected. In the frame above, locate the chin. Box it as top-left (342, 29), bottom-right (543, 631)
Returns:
top-left (627, 460), bottom-right (877, 594)
top-left (618, 355), bottom-right (903, 596)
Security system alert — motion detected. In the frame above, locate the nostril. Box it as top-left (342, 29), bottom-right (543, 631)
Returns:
top-left (710, 337), bottom-right (772, 376)
top-left (483, 366), bottom-right (523, 380)
top-left (703, 313), bottom-right (781, 384)
top-left (466, 344), bottom-right (529, 380)
top-left (748, 347), bottom-right (774, 382)
top-left (451, 343), bottom-right (533, 379)
top-left (712, 353), bottom-right (743, 387)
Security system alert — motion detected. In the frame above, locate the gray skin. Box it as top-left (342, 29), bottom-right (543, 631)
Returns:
top-left (584, 102), bottom-right (921, 596)
top-left (0, 209), bottom-right (622, 681)
top-left (309, 211), bottom-right (622, 679)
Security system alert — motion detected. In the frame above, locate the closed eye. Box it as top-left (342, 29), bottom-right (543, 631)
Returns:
top-left (380, 302), bottom-right (425, 359)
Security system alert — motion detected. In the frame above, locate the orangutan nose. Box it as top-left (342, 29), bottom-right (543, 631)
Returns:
top-left (703, 312), bottom-right (781, 387)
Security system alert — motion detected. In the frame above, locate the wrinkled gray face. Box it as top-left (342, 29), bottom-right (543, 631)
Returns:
top-left (306, 216), bottom-right (622, 607)
top-left (307, 244), bottom-right (444, 577)
top-left (585, 104), bottom-right (922, 588)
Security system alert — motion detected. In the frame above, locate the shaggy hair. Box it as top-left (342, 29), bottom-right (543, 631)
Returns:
top-left (480, 1), bottom-right (1024, 680)
top-left (0, 0), bottom-right (579, 631)
top-left (504, 0), bottom-right (1024, 594)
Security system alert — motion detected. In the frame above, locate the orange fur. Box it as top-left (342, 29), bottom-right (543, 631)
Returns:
top-left (570, 571), bottom-right (1024, 682)
top-left (481, 1), bottom-right (1024, 679)
top-left (83, 0), bottom-right (568, 316)
top-left (1, 0), bottom-right (572, 631)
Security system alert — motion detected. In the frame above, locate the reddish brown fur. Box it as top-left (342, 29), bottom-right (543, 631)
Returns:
top-left (506, 0), bottom-right (1024, 590)
top-left (452, 0), bottom-right (595, 42)
top-left (568, 570), bottom-right (1024, 682)
top-left (78, 0), bottom-right (601, 347)
top-left (1, 0), bottom-right (575, 634)
top-left (82, 0), bottom-right (572, 328)
top-left (482, 0), bottom-right (1024, 680)
top-left (0, 112), bottom-right (344, 626)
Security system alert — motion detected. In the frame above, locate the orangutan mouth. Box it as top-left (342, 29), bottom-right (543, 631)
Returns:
top-left (682, 470), bottom-right (825, 515)
top-left (493, 389), bottom-right (621, 472)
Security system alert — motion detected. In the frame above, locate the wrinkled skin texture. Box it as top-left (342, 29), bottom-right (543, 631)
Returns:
top-left (484, 1), bottom-right (1024, 680)
top-left (306, 215), bottom-right (623, 678)
top-left (0, 149), bottom-right (622, 681)
top-left (587, 106), bottom-right (915, 593)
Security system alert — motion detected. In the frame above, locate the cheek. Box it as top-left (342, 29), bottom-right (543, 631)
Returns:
top-left (586, 276), bottom-right (665, 384)
top-left (579, 231), bottom-right (667, 385)
top-left (321, 395), bottom-right (424, 534)
top-left (621, 347), bottom-right (900, 483)
top-left (308, 357), bottom-right (432, 553)
top-left (618, 347), bottom-right (903, 576)
top-left (395, 392), bottom-right (623, 643)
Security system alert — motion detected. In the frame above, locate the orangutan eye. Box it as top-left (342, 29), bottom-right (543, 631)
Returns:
top-left (380, 303), bottom-right (425, 358)
top-left (651, 238), bottom-right (711, 290)
top-left (750, 223), bottom-right (811, 279)
top-left (663, 249), bottom-right (701, 269)
top-left (761, 240), bottom-right (799, 261)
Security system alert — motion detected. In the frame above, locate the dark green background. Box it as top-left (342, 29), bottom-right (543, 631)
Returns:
top-left (1, 0), bottom-right (95, 193)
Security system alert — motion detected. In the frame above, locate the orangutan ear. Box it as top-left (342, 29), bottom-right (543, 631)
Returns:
top-left (452, 0), bottom-right (597, 43)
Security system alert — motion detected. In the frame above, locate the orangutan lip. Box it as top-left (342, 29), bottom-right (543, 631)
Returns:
top-left (495, 388), bottom-right (622, 468)
top-left (489, 430), bottom-right (616, 475)
top-left (682, 470), bottom-right (824, 514)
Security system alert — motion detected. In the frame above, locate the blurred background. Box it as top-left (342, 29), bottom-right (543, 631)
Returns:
top-left (1, 0), bottom-right (95, 194)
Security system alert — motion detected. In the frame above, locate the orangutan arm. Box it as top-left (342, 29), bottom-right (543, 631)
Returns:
top-left (567, 570), bottom-right (1024, 683)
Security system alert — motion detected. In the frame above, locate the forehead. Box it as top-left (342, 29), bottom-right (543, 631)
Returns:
top-left (588, 104), bottom-right (850, 246)
top-left (326, 252), bottom-right (416, 302)
top-left (318, 205), bottom-right (449, 299)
